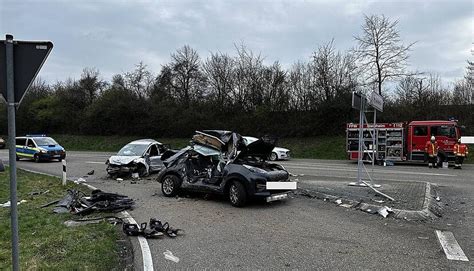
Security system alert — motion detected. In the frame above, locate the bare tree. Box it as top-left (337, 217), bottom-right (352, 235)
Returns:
top-left (202, 52), bottom-right (235, 108)
top-left (354, 14), bottom-right (415, 95)
top-left (79, 67), bottom-right (107, 104)
top-left (124, 62), bottom-right (154, 98)
top-left (169, 45), bottom-right (205, 108)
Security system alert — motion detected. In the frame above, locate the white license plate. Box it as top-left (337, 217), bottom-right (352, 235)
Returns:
top-left (266, 182), bottom-right (297, 190)
top-left (266, 193), bottom-right (288, 202)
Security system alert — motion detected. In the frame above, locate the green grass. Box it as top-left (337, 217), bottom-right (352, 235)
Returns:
top-left (0, 169), bottom-right (120, 270)
top-left (279, 136), bottom-right (346, 160)
top-left (52, 134), bottom-right (190, 153)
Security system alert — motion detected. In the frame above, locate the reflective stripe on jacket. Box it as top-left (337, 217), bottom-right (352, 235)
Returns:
top-left (425, 141), bottom-right (438, 157)
top-left (454, 143), bottom-right (469, 157)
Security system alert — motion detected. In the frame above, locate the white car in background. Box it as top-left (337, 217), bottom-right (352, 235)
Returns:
top-left (243, 136), bottom-right (291, 161)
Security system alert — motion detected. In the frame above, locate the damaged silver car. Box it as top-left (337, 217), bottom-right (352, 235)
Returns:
top-left (106, 139), bottom-right (167, 177)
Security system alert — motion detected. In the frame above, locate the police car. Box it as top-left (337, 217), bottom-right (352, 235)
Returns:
top-left (16, 135), bottom-right (66, 162)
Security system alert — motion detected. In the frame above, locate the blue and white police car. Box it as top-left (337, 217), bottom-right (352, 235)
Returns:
top-left (16, 135), bottom-right (66, 162)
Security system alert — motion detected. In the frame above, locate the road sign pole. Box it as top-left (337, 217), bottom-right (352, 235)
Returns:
top-left (6, 34), bottom-right (20, 271)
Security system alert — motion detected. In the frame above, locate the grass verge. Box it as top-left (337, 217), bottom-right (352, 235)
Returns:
top-left (0, 169), bottom-right (121, 270)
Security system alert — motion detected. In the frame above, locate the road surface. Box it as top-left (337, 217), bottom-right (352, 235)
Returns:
top-left (1, 150), bottom-right (472, 270)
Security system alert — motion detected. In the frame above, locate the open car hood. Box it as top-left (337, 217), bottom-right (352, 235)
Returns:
top-left (237, 138), bottom-right (275, 160)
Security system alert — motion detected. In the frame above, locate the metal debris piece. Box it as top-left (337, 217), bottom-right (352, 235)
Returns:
top-left (87, 170), bottom-right (95, 175)
top-left (28, 190), bottom-right (50, 196)
top-left (373, 199), bottom-right (385, 203)
top-left (74, 178), bottom-right (86, 184)
top-left (377, 206), bottom-right (393, 218)
top-left (340, 204), bottom-right (352, 208)
top-left (435, 196), bottom-right (440, 201)
top-left (418, 236), bottom-right (429, 240)
top-left (163, 250), bottom-right (180, 263)
top-left (335, 199), bottom-right (342, 205)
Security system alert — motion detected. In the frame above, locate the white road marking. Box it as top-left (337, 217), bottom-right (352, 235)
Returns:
top-left (85, 161), bottom-right (106, 164)
top-left (435, 230), bottom-right (469, 261)
top-left (284, 165), bottom-right (457, 177)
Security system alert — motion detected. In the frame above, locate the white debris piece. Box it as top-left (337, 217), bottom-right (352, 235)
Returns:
top-left (378, 206), bottom-right (393, 218)
top-left (164, 250), bottom-right (180, 263)
top-left (74, 177), bottom-right (86, 184)
top-left (1, 200), bottom-right (27, 208)
top-left (335, 199), bottom-right (342, 205)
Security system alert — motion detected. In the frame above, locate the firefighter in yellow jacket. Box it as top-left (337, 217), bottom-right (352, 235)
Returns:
top-left (453, 139), bottom-right (469, 169)
top-left (425, 136), bottom-right (439, 168)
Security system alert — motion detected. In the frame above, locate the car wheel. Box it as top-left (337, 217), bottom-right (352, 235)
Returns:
top-left (269, 152), bottom-right (278, 161)
top-left (161, 175), bottom-right (181, 197)
top-left (228, 181), bottom-right (247, 207)
top-left (34, 154), bottom-right (40, 163)
top-left (16, 155), bottom-right (20, 161)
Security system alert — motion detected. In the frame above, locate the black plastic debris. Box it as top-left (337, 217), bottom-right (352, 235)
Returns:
top-left (48, 189), bottom-right (134, 215)
top-left (123, 217), bottom-right (183, 239)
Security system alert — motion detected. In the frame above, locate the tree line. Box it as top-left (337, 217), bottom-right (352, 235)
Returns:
top-left (0, 15), bottom-right (472, 138)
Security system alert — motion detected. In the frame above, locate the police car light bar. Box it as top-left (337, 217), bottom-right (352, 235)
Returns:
top-left (25, 134), bottom-right (47, 137)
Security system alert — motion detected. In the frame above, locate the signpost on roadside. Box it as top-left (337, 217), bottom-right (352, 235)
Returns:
top-left (350, 91), bottom-right (393, 201)
top-left (1, 34), bottom-right (53, 271)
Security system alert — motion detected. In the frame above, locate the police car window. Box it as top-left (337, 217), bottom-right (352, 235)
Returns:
top-left (27, 139), bottom-right (35, 148)
top-left (16, 138), bottom-right (26, 145)
top-left (414, 126), bottom-right (427, 136)
top-left (34, 137), bottom-right (57, 146)
top-left (431, 126), bottom-right (450, 137)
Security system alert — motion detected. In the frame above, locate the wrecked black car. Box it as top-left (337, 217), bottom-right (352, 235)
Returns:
top-left (106, 139), bottom-right (167, 177)
top-left (157, 130), bottom-right (297, 207)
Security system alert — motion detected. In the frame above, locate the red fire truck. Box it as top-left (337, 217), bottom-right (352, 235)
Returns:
top-left (346, 120), bottom-right (463, 166)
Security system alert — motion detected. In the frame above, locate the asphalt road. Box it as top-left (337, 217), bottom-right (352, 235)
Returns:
top-left (1, 150), bottom-right (472, 270)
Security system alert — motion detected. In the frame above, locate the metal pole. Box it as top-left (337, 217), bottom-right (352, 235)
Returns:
top-left (372, 110), bottom-right (377, 170)
top-left (6, 34), bottom-right (20, 271)
top-left (357, 99), bottom-right (364, 183)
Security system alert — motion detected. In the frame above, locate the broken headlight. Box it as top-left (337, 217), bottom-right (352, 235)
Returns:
top-left (243, 164), bottom-right (267, 174)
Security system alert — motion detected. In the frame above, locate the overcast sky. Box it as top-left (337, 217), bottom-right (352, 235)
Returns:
top-left (1, 0), bottom-right (472, 85)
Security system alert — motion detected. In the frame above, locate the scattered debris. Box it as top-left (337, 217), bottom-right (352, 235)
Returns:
top-left (163, 250), bottom-right (180, 263)
top-left (418, 236), bottom-right (429, 240)
top-left (373, 199), bottom-right (385, 203)
top-left (74, 178), bottom-right (87, 184)
top-left (435, 196), bottom-right (440, 201)
top-left (116, 178), bottom-right (123, 182)
top-left (28, 190), bottom-right (50, 196)
top-left (48, 189), bottom-right (134, 215)
top-left (339, 204), bottom-right (352, 208)
top-left (65, 216), bottom-right (123, 227)
top-left (335, 199), bottom-right (342, 205)
top-left (377, 206), bottom-right (393, 218)
top-left (1, 200), bottom-right (27, 208)
top-left (87, 170), bottom-right (95, 175)
top-left (123, 218), bottom-right (183, 239)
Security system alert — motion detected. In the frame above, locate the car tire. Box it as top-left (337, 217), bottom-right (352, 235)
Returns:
top-left (16, 155), bottom-right (20, 161)
top-left (228, 181), bottom-right (247, 207)
top-left (34, 154), bottom-right (40, 163)
top-left (161, 175), bottom-right (181, 197)
top-left (137, 165), bottom-right (147, 177)
top-left (269, 152), bottom-right (278, 161)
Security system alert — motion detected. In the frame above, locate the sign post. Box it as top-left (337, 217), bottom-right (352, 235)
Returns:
top-left (1, 34), bottom-right (53, 270)
top-left (350, 91), bottom-right (393, 201)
